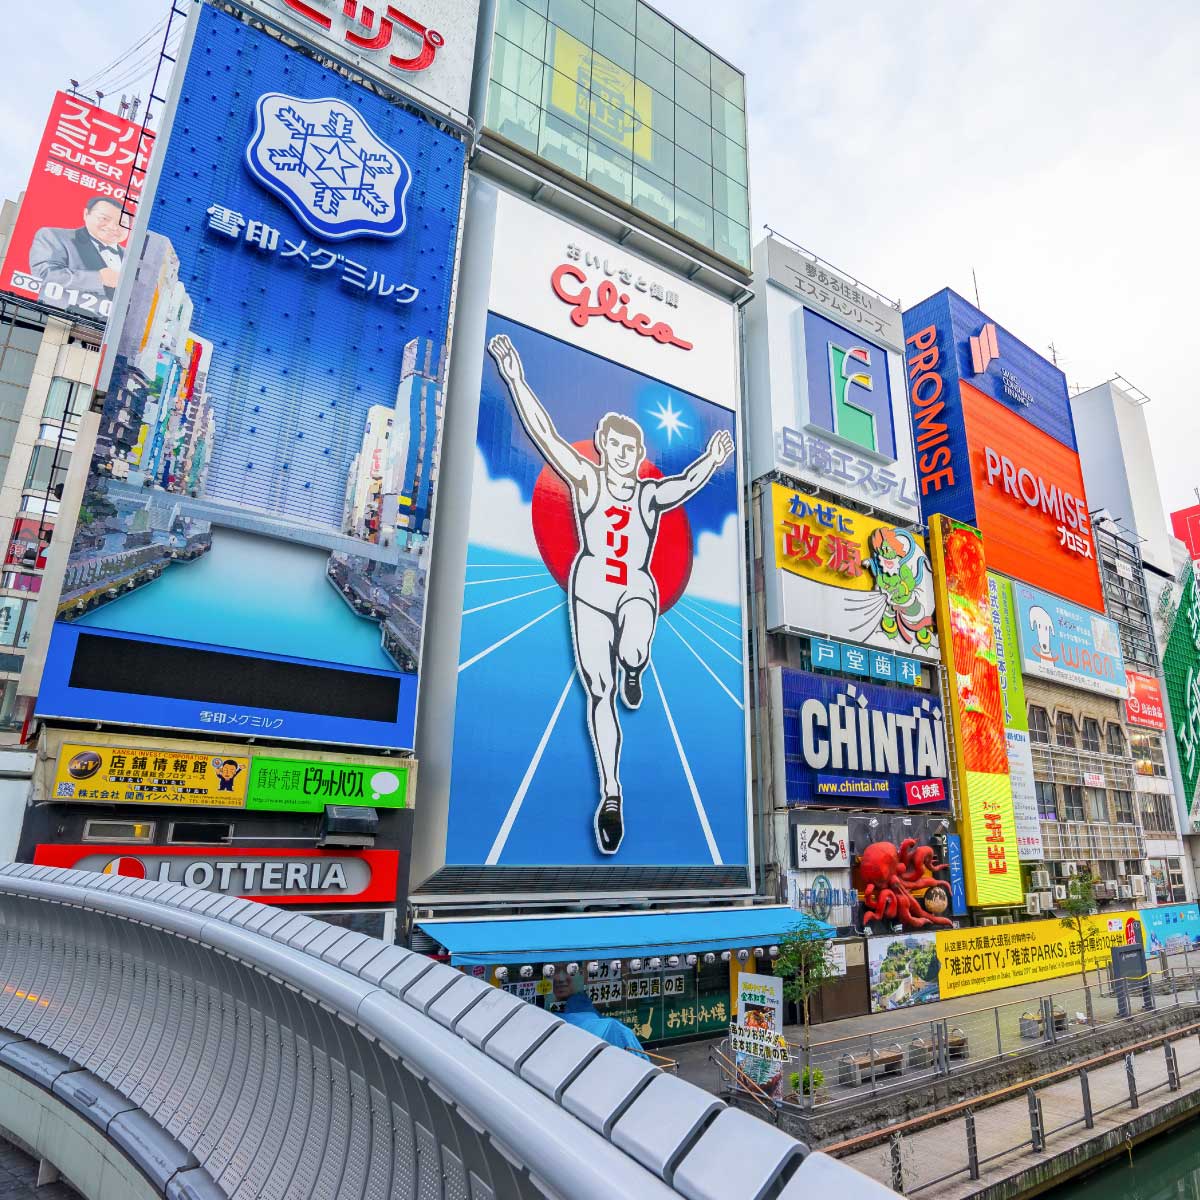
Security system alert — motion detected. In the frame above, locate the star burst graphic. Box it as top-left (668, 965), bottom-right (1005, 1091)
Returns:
top-left (650, 396), bottom-right (690, 443)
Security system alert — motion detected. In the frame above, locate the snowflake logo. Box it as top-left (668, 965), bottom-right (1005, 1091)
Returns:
top-left (245, 93), bottom-right (412, 241)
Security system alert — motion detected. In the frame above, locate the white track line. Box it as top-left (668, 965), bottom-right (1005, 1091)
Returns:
top-left (680, 596), bottom-right (743, 632)
top-left (662, 617), bottom-right (743, 709)
top-left (486, 673), bottom-right (576, 865)
top-left (650, 662), bottom-right (722, 865)
top-left (464, 571), bottom-right (550, 586)
top-left (462, 583), bottom-right (558, 615)
top-left (459, 602), bottom-right (565, 673)
top-left (669, 607), bottom-right (742, 664)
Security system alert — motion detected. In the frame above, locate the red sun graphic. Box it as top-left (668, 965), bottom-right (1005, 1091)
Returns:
top-left (530, 440), bottom-right (693, 613)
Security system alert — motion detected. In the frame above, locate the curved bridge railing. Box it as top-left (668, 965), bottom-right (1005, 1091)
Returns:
top-left (0, 864), bottom-right (894, 1199)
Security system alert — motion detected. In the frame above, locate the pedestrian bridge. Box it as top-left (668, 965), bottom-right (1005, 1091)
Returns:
top-left (0, 865), bottom-right (892, 1200)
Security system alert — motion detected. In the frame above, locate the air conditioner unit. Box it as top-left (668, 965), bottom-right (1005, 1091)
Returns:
top-left (1032, 869), bottom-right (1052, 890)
top-left (1105, 882), bottom-right (1120, 899)
top-left (980, 916), bottom-right (1000, 926)
top-left (1039, 891), bottom-right (1055, 910)
top-left (1054, 884), bottom-right (1069, 901)
top-left (1093, 882), bottom-right (1108, 900)
top-left (1131, 876), bottom-right (1147, 898)
top-left (1024, 893), bottom-right (1041, 915)
top-left (1117, 861), bottom-right (1130, 877)
top-left (1064, 862), bottom-right (1079, 877)
top-left (998, 916), bottom-right (1014, 924)
top-left (1117, 885), bottom-right (1132, 900)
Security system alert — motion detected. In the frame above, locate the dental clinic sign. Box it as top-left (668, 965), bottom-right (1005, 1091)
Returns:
top-left (238, 0), bottom-right (480, 118)
top-left (1013, 581), bottom-right (1128, 698)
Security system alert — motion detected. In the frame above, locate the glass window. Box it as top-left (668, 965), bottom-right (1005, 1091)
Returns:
top-left (596, 0), bottom-right (635, 30)
top-left (1055, 712), bottom-right (1076, 749)
top-left (493, 36), bottom-right (545, 106)
top-left (713, 214), bottom-right (749, 268)
top-left (0, 597), bottom-right (26, 648)
top-left (0, 350), bottom-right (35, 388)
top-left (1141, 794), bottom-right (1176, 834)
top-left (1113, 790), bottom-right (1134, 824)
top-left (1029, 706), bottom-right (1051, 744)
top-left (539, 110), bottom-right (589, 176)
top-left (635, 40), bottom-right (673, 98)
top-left (674, 107), bottom-right (711, 164)
top-left (495, 0), bottom-right (547, 57)
top-left (710, 56), bottom-right (744, 109)
top-left (674, 30), bottom-right (710, 85)
top-left (674, 146), bottom-right (712, 205)
top-left (712, 132), bottom-right (747, 185)
top-left (1084, 787), bottom-right (1107, 821)
top-left (673, 67), bottom-right (709, 121)
top-left (486, 82), bottom-right (541, 154)
top-left (1131, 731), bottom-right (1167, 777)
top-left (1082, 718), bottom-right (1101, 753)
top-left (25, 445), bottom-right (71, 495)
top-left (0, 679), bottom-right (21, 733)
top-left (543, 65), bottom-right (590, 134)
top-left (1168, 858), bottom-right (1187, 903)
top-left (43, 377), bottom-right (86, 424)
top-left (1062, 786), bottom-right (1084, 822)
top-left (594, 11), bottom-right (635, 72)
top-left (586, 136), bottom-right (633, 203)
top-left (673, 188), bottom-right (713, 247)
top-left (548, 0), bottom-right (593, 43)
top-left (635, 2), bottom-right (674, 56)
top-left (713, 170), bottom-right (748, 222)
top-left (1036, 780), bottom-right (1057, 821)
top-left (711, 92), bottom-right (746, 147)
top-left (632, 164), bottom-right (673, 224)
top-left (1106, 724), bottom-right (1126, 757)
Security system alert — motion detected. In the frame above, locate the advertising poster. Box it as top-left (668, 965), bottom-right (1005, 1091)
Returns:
top-left (868, 931), bottom-right (940, 1012)
top-left (0, 91), bottom-right (151, 321)
top-left (751, 236), bottom-right (919, 520)
top-left (794, 820), bottom-right (849, 869)
top-left (36, 6), bottom-right (465, 749)
top-left (929, 518), bottom-right (1022, 905)
top-left (988, 572), bottom-right (1043, 861)
top-left (732, 971), bottom-right (787, 1097)
top-left (1125, 671), bottom-right (1167, 731)
top-left (764, 483), bottom-right (939, 660)
top-left (780, 669), bottom-right (949, 810)
top-left (902, 289), bottom-right (1103, 612)
top-left (1140, 903), bottom-right (1200, 954)
top-left (1162, 568), bottom-right (1200, 816)
top-left (787, 868), bottom-right (857, 929)
top-left (1013, 581), bottom-right (1127, 698)
top-left (52, 743), bottom-right (249, 807)
top-left (848, 811), bottom-right (955, 933)
top-left (444, 193), bottom-right (746, 872)
top-left (936, 912), bottom-right (1142, 1001)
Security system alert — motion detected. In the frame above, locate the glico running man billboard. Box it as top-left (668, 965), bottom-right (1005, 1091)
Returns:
top-left (34, 6), bottom-right (465, 749)
top-left (416, 186), bottom-right (747, 890)
top-left (0, 91), bottom-right (151, 321)
top-left (745, 235), bottom-right (919, 518)
top-left (903, 289), bottom-right (1103, 612)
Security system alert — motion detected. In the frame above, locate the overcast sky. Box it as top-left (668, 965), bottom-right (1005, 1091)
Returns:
top-left (2, 1), bottom-right (1196, 521)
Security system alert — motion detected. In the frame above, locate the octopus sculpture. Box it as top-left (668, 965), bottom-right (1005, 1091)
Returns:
top-left (859, 838), bottom-right (954, 930)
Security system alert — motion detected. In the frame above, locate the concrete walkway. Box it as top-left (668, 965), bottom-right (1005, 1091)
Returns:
top-left (835, 1022), bottom-right (1200, 1197)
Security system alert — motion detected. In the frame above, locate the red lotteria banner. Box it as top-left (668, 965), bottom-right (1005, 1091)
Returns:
top-left (0, 91), bottom-right (151, 322)
top-left (32, 845), bottom-right (399, 905)
top-left (1125, 671), bottom-right (1167, 731)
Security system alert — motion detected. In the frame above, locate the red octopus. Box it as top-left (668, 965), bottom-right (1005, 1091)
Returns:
top-left (859, 838), bottom-right (954, 930)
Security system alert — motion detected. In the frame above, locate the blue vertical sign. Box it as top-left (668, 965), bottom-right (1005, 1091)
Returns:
top-left (946, 835), bottom-right (968, 916)
top-left (36, 6), bottom-right (465, 749)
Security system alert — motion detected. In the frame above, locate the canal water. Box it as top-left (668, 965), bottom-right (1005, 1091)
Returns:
top-left (1051, 1118), bottom-right (1200, 1199)
top-left (73, 528), bottom-right (394, 672)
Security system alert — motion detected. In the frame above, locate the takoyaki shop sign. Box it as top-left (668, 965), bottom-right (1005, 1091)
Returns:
top-left (764, 484), bottom-right (940, 661)
top-left (781, 669), bottom-right (949, 809)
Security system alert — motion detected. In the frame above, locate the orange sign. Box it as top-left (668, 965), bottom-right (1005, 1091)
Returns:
top-left (960, 383), bottom-right (1103, 611)
top-left (1125, 670), bottom-right (1167, 731)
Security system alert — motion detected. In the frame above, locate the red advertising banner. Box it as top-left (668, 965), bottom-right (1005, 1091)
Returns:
top-left (32, 844), bottom-right (399, 905)
top-left (905, 779), bottom-right (947, 806)
top-left (1125, 670), bottom-right (1167, 731)
top-left (0, 92), bottom-right (152, 322)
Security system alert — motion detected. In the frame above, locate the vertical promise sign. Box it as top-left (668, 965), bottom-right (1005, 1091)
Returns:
top-left (36, 5), bottom-right (465, 748)
top-left (929, 516), bottom-right (1022, 905)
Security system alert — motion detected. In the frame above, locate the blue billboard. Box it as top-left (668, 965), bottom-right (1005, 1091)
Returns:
top-left (35, 6), bottom-right (464, 748)
top-left (781, 669), bottom-right (949, 809)
top-left (1140, 903), bottom-right (1200, 954)
top-left (1012, 581), bottom-right (1128, 699)
top-left (445, 313), bottom-right (745, 868)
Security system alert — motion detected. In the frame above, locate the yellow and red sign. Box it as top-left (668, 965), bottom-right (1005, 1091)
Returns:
top-left (929, 516), bottom-right (1022, 906)
top-left (1125, 670), bottom-right (1167, 731)
top-left (52, 743), bottom-right (249, 807)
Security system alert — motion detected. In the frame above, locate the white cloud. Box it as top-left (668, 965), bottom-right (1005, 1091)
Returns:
top-left (686, 513), bottom-right (742, 606)
top-left (467, 447), bottom-right (540, 558)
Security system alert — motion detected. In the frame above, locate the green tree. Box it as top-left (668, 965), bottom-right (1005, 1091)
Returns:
top-left (1059, 867), bottom-right (1099, 989)
top-left (774, 916), bottom-right (839, 1045)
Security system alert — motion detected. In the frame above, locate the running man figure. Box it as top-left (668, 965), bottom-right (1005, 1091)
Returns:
top-left (488, 333), bottom-right (733, 855)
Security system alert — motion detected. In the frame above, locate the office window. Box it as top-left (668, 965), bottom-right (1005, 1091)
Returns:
top-left (42, 377), bottom-right (87, 425)
top-left (1106, 724), bottom-right (1126, 757)
top-left (24, 445), bottom-right (71, 495)
top-left (1130, 731), bottom-right (1167, 777)
top-left (488, 0), bottom-right (750, 267)
top-left (1082, 718), bottom-right (1101, 754)
top-left (1036, 780), bottom-right (1057, 821)
top-left (1063, 785), bottom-right (1085, 821)
top-left (1141, 793), bottom-right (1176, 834)
top-left (1084, 787), bottom-right (1108, 821)
top-left (1113, 790), bottom-right (1134, 824)
top-left (1029, 706), bottom-right (1050, 744)
top-left (1055, 712), bottom-right (1077, 749)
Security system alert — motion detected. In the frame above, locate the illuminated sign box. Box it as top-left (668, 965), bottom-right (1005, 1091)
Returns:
top-left (903, 289), bottom-right (1104, 612)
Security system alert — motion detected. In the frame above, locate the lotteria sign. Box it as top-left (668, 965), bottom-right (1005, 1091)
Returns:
top-left (903, 289), bottom-right (1103, 612)
top-left (32, 845), bottom-right (400, 904)
top-left (1013, 581), bottom-right (1127, 698)
top-left (779, 669), bottom-right (949, 809)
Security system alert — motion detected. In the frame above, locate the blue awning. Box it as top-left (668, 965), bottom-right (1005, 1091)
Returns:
top-left (415, 906), bottom-right (834, 967)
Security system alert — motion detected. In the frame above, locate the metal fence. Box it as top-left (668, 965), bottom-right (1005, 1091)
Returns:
top-left (716, 956), bottom-right (1200, 1113)
top-left (837, 1018), bottom-right (1200, 1196)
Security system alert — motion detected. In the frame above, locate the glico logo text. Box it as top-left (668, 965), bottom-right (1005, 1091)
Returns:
top-left (550, 264), bottom-right (693, 351)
